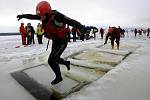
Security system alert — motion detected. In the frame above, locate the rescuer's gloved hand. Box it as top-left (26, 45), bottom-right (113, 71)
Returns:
top-left (81, 26), bottom-right (92, 34)
top-left (17, 15), bottom-right (23, 21)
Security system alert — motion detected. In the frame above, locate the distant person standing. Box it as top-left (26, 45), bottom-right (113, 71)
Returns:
top-left (19, 23), bottom-right (26, 45)
top-left (66, 25), bottom-right (71, 42)
top-left (30, 23), bottom-right (35, 44)
top-left (134, 28), bottom-right (137, 38)
top-left (147, 28), bottom-right (150, 37)
top-left (100, 28), bottom-right (104, 39)
top-left (25, 24), bottom-right (32, 45)
top-left (71, 27), bottom-right (77, 42)
top-left (26, 23), bottom-right (35, 44)
top-left (36, 23), bottom-right (44, 44)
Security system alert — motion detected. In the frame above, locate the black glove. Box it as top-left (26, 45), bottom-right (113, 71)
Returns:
top-left (43, 32), bottom-right (49, 38)
top-left (81, 26), bottom-right (92, 34)
top-left (81, 26), bottom-right (98, 34)
top-left (91, 27), bottom-right (98, 33)
top-left (17, 15), bottom-right (22, 21)
top-left (104, 42), bottom-right (107, 45)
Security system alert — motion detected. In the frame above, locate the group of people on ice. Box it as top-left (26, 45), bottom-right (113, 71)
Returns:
top-left (17, 0), bottom-right (141, 85)
top-left (65, 26), bottom-right (98, 42)
top-left (134, 28), bottom-right (150, 38)
top-left (19, 22), bottom-right (44, 45)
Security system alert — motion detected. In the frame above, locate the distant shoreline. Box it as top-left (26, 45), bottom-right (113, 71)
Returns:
top-left (0, 33), bottom-right (20, 36)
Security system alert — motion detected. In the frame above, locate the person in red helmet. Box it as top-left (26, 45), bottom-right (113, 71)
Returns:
top-left (17, 1), bottom-right (97, 85)
top-left (104, 27), bottom-right (120, 50)
top-left (19, 23), bottom-right (26, 45)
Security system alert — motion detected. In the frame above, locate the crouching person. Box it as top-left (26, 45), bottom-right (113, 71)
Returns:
top-left (104, 27), bottom-right (120, 50)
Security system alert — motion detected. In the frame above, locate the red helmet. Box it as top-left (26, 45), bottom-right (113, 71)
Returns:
top-left (36, 1), bottom-right (52, 16)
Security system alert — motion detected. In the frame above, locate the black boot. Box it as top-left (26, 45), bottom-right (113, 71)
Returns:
top-left (57, 59), bottom-right (71, 71)
top-left (66, 61), bottom-right (70, 71)
top-left (51, 77), bottom-right (63, 85)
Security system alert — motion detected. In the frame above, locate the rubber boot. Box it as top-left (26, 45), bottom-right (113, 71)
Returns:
top-left (50, 66), bottom-right (63, 85)
top-left (65, 61), bottom-right (70, 71)
top-left (51, 77), bottom-right (63, 85)
top-left (48, 60), bottom-right (63, 85)
top-left (57, 59), bottom-right (70, 71)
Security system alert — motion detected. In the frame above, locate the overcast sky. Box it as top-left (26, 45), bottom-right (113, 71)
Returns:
top-left (0, 0), bottom-right (150, 32)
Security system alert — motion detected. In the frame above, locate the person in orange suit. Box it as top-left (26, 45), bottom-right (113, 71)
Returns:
top-left (19, 23), bottom-right (26, 45)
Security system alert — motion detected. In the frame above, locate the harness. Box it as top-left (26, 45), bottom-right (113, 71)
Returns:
top-left (43, 15), bottom-right (66, 39)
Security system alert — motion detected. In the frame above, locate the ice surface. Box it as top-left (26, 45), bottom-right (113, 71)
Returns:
top-left (60, 65), bottom-right (105, 82)
top-left (90, 48), bottom-right (131, 56)
top-left (68, 58), bottom-right (114, 71)
top-left (0, 35), bottom-right (150, 100)
top-left (72, 50), bottom-right (124, 65)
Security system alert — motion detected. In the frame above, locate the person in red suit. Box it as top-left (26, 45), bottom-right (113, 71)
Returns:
top-left (104, 27), bottom-right (120, 50)
top-left (19, 23), bottom-right (26, 45)
top-left (17, 1), bottom-right (97, 84)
